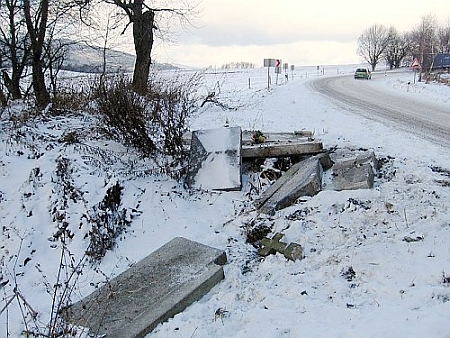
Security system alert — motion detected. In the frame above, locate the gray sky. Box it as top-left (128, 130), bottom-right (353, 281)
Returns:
top-left (136, 0), bottom-right (450, 68)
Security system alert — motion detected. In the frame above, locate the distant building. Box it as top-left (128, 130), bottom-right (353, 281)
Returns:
top-left (433, 53), bottom-right (450, 69)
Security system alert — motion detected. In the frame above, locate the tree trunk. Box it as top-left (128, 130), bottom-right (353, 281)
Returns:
top-left (0, 88), bottom-right (7, 107)
top-left (10, 69), bottom-right (23, 99)
top-left (2, 70), bottom-right (21, 99)
top-left (132, 10), bottom-right (154, 94)
top-left (23, 0), bottom-right (50, 110)
top-left (32, 57), bottom-right (50, 109)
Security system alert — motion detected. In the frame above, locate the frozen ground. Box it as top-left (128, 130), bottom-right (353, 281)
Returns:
top-left (1, 64), bottom-right (450, 337)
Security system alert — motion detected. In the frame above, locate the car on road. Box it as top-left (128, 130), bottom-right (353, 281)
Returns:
top-left (354, 67), bottom-right (371, 80)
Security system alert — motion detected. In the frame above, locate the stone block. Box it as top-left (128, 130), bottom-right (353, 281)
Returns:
top-left (187, 127), bottom-right (242, 191)
top-left (242, 141), bottom-right (323, 158)
top-left (255, 156), bottom-right (323, 215)
top-left (63, 238), bottom-right (227, 338)
top-left (332, 150), bottom-right (377, 191)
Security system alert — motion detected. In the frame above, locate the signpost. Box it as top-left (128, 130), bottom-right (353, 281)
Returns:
top-left (410, 57), bottom-right (421, 84)
top-left (264, 58), bottom-right (282, 89)
top-left (283, 63), bottom-right (288, 82)
top-left (264, 58), bottom-right (275, 89)
top-left (275, 61), bottom-right (281, 84)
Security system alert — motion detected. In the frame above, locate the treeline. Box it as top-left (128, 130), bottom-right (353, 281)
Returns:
top-left (220, 61), bottom-right (257, 70)
top-left (357, 14), bottom-right (450, 73)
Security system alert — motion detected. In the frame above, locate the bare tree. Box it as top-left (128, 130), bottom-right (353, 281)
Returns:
top-left (436, 24), bottom-right (450, 53)
top-left (357, 24), bottom-right (390, 71)
top-left (79, 3), bottom-right (124, 84)
top-left (0, 0), bottom-right (30, 100)
top-left (0, 55), bottom-right (7, 106)
top-left (23, 0), bottom-right (51, 109)
top-left (410, 14), bottom-right (438, 79)
top-left (0, 0), bottom-right (81, 109)
top-left (82, 0), bottom-right (197, 94)
top-left (384, 27), bottom-right (409, 69)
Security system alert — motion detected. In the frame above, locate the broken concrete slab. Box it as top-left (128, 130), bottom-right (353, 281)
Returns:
top-left (187, 127), bottom-right (242, 191)
top-left (242, 141), bottom-right (323, 159)
top-left (258, 233), bottom-right (304, 261)
top-left (241, 131), bottom-right (315, 144)
top-left (63, 237), bottom-right (227, 338)
top-left (255, 155), bottom-right (326, 215)
top-left (333, 162), bottom-right (375, 191)
top-left (332, 150), bottom-right (379, 172)
top-left (332, 150), bottom-right (377, 191)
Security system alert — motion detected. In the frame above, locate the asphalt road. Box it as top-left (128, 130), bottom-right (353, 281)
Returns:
top-left (308, 71), bottom-right (450, 147)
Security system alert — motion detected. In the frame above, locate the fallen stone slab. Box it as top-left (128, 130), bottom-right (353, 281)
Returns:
top-left (242, 141), bottom-right (323, 159)
top-left (255, 154), bottom-right (327, 215)
top-left (63, 237), bottom-right (227, 338)
top-left (187, 127), bottom-right (242, 191)
top-left (241, 131), bottom-right (315, 144)
top-left (332, 150), bottom-right (377, 191)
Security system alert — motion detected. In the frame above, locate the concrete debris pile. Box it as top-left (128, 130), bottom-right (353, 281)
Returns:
top-left (186, 126), bottom-right (379, 214)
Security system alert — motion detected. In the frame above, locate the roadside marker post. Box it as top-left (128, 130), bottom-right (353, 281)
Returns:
top-left (264, 58), bottom-right (282, 89)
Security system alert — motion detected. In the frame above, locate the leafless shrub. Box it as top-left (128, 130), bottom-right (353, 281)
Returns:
top-left (85, 181), bottom-right (141, 263)
top-left (60, 131), bottom-right (80, 145)
top-left (95, 75), bottom-right (156, 157)
top-left (0, 234), bottom-right (86, 337)
top-left (146, 71), bottom-right (202, 163)
top-left (93, 71), bottom-right (203, 176)
top-left (51, 87), bottom-right (90, 115)
top-left (443, 272), bottom-right (450, 285)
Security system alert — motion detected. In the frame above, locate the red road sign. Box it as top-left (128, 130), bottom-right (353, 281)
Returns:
top-left (276, 59), bottom-right (281, 67)
top-left (410, 58), bottom-right (421, 69)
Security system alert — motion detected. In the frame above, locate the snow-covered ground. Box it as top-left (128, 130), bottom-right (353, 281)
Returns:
top-left (1, 64), bottom-right (450, 337)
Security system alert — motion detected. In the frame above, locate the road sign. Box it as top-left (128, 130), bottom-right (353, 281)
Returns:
top-left (276, 59), bottom-right (281, 67)
top-left (264, 58), bottom-right (276, 67)
top-left (410, 58), bottom-right (421, 69)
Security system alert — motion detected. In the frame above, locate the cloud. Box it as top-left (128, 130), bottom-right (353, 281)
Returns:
top-left (153, 40), bottom-right (361, 68)
top-left (182, 22), bottom-right (358, 47)
top-left (137, 0), bottom-right (450, 68)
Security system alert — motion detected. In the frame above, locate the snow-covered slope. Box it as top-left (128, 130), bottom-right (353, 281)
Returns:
top-left (1, 65), bottom-right (450, 337)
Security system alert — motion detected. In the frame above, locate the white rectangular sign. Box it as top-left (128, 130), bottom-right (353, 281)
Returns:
top-left (264, 58), bottom-right (276, 67)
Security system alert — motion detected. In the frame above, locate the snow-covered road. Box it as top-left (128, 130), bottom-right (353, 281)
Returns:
top-left (308, 70), bottom-right (450, 147)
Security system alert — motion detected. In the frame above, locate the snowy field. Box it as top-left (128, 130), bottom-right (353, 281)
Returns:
top-left (1, 64), bottom-right (450, 337)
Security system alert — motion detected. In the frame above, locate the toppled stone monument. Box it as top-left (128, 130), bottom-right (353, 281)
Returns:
top-left (255, 154), bottom-right (331, 215)
top-left (258, 232), bottom-right (303, 261)
top-left (187, 127), bottom-right (242, 191)
top-left (63, 237), bottom-right (227, 338)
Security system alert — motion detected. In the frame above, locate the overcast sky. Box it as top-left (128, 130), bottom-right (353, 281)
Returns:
top-left (142, 0), bottom-right (450, 68)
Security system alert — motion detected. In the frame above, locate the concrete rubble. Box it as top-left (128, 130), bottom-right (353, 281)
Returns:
top-left (254, 154), bottom-right (328, 215)
top-left (184, 128), bottom-right (380, 213)
top-left (255, 149), bottom-right (379, 214)
top-left (60, 134), bottom-right (380, 337)
top-left (331, 150), bottom-right (379, 191)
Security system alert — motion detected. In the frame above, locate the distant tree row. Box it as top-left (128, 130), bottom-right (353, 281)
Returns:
top-left (220, 61), bottom-right (256, 70)
top-left (357, 14), bottom-right (450, 73)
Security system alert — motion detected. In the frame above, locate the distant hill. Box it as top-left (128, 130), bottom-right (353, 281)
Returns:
top-left (61, 40), bottom-right (178, 73)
